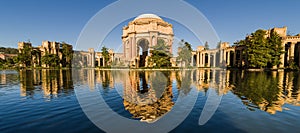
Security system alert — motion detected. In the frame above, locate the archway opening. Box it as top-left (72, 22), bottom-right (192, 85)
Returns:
top-left (137, 39), bottom-right (149, 67)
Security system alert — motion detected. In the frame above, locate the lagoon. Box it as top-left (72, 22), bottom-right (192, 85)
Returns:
top-left (0, 69), bottom-right (300, 132)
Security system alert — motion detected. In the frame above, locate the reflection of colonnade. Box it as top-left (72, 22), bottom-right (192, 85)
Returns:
top-left (19, 70), bottom-right (73, 98)
top-left (192, 69), bottom-right (233, 95)
top-left (80, 69), bottom-right (300, 115)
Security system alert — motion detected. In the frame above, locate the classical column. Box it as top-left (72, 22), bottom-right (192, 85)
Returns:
top-left (207, 53), bottom-right (211, 67)
top-left (290, 42), bottom-right (296, 61)
top-left (213, 53), bottom-right (216, 67)
top-left (197, 52), bottom-right (200, 67)
top-left (279, 49), bottom-right (285, 68)
top-left (227, 51), bottom-right (230, 66)
top-left (201, 53), bottom-right (203, 67)
top-left (92, 52), bottom-right (95, 67)
top-left (98, 57), bottom-right (101, 67)
top-left (219, 49), bottom-right (223, 65)
top-left (191, 55), bottom-right (194, 66)
top-left (87, 55), bottom-right (90, 67)
top-left (202, 53), bottom-right (205, 67)
top-left (199, 53), bottom-right (202, 67)
top-left (132, 37), bottom-right (136, 59)
top-left (103, 58), bottom-right (105, 67)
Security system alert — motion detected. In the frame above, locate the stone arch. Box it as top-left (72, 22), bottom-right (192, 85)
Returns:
top-left (137, 38), bottom-right (150, 67)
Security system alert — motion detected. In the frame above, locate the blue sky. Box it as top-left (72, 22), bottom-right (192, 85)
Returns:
top-left (1, 0), bottom-right (300, 51)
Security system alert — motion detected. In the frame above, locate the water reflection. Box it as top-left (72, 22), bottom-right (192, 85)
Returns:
top-left (78, 69), bottom-right (300, 116)
top-left (8, 68), bottom-right (300, 115)
top-left (121, 71), bottom-right (173, 122)
top-left (231, 71), bottom-right (300, 114)
top-left (19, 69), bottom-right (73, 99)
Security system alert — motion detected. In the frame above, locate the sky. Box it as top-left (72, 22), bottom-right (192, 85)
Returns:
top-left (1, 0), bottom-right (300, 52)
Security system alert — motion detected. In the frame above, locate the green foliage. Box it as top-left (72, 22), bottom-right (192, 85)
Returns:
top-left (0, 56), bottom-right (18, 69)
top-left (175, 71), bottom-right (192, 95)
top-left (177, 40), bottom-right (192, 67)
top-left (232, 72), bottom-right (280, 111)
top-left (149, 39), bottom-right (172, 68)
top-left (101, 46), bottom-right (110, 66)
top-left (0, 47), bottom-right (18, 54)
top-left (61, 42), bottom-right (73, 67)
top-left (237, 29), bottom-right (284, 68)
top-left (17, 45), bottom-right (32, 67)
top-left (287, 61), bottom-right (299, 70)
top-left (268, 31), bottom-right (285, 66)
top-left (41, 53), bottom-right (60, 67)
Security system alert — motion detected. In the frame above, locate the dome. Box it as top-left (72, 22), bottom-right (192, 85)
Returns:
top-left (134, 14), bottom-right (162, 21)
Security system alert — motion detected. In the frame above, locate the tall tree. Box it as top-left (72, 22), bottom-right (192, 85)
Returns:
top-left (149, 39), bottom-right (172, 67)
top-left (177, 40), bottom-right (192, 67)
top-left (101, 46), bottom-right (110, 66)
top-left (18, 45), bottom-right (32, 67)
top-left (61, 42), bottom-right (73, 67)
top-left (268, 31), bottom-right (284, 67)
top-left (236, 29), bottom-right (284, 68)
top-left (204, 41), bottom-right (209, 50)
top-left (41, 53), bottom-right (60, 67)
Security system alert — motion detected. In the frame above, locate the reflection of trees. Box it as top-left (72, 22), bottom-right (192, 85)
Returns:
top-left (19, 69), bottom-right (73, 98)
top-left (98, 70), bottom-right (111, 88)
top-left (175, 70), bottom-right (192, 95)
top-left (232, 72), bottom-right (280, 112)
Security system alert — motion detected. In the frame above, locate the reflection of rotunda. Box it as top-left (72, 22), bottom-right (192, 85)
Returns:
top-left (123, 87), bottom-right (174, 123)
top-left (122, 14), bottom-right (174, 68)
top-left (122, 71), bottom-right (174, 123)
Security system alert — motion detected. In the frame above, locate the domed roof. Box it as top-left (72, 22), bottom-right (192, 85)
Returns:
top-left (134, 14), bottom-right (162, 21)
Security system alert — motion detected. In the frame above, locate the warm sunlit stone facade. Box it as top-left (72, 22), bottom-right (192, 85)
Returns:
top-left (18, 41), bottom-right (73, 68)
top-left (191, 27), bottom-right (300, 68)
top-left (122, 14), bottom-right (174, 68)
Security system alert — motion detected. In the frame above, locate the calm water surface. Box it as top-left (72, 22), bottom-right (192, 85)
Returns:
top-left (0, 69), bottom-right (300, 133)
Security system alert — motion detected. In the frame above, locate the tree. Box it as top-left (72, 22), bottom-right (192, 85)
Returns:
top-left (232, 72), bottom-right (280, 112)
top-left (236, 29), bottom-right (284, 68)
top-left (149, 39), bottom-right (172, 68)
top-left (101, 46), bottom-right (110, 67)
top-left (204, 41), bottom-right (209, 50)
top-left (217, 41), bottom-right (222, 49)
top-left (268, 31), bottom-right (285, 67)
top-left (61, 42), bottom-right (73, 67)
top-left (18, 44), bottom-right (32, 67)
top-left (0, 47), bottom-right (18, 54)
top-left (177, 39), bottom-right (192, 67)
top-left (41, 53), bottom-right (60, 67)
